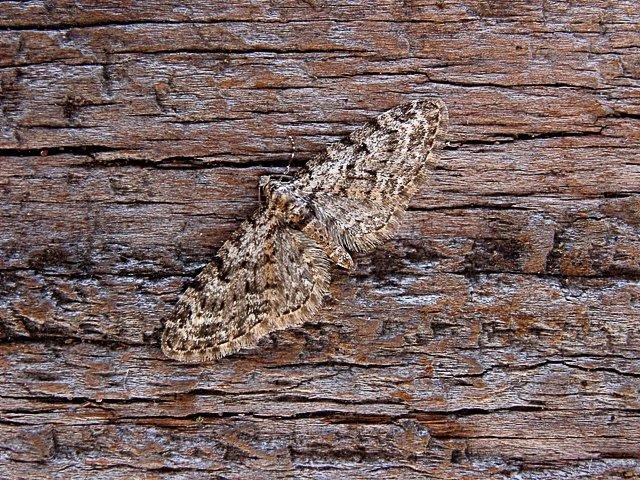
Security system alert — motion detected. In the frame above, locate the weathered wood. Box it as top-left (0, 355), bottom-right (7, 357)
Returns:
top-left (1, 1), bottom-right (639, 478)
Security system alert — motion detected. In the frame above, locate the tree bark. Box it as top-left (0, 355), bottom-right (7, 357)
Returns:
top-left (1, 1), bottom-right (639, 478)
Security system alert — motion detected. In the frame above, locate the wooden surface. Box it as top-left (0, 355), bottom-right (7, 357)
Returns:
top-left (1, 1), bottom-right (639, 478)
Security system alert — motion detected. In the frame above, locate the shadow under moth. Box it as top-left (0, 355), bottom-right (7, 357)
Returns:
top-left (161, 99), bottom-right (448, 362)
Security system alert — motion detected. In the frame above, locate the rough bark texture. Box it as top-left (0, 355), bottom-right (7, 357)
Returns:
top-left (1, 1), bottom-right (639, 479)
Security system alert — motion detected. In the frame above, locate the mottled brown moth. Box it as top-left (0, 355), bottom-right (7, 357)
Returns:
top-left (162, 100), bottom-right (448, 362)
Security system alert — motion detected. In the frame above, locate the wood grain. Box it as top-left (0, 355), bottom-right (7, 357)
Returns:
top-left (1, 1), bottom-right (639, 478)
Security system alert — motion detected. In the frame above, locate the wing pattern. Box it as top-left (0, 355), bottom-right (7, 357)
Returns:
top-left (161, 212), bottom-right (330, 361)
top-left (162, 99), bottom-right (447, 361)
top-left (297, 99), bottom-right (448, 252)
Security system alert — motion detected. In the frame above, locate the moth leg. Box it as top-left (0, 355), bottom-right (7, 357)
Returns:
top-left (258, 175), bottom-right (271, 188)
top-left (302, 218), bottom-right (354, 270)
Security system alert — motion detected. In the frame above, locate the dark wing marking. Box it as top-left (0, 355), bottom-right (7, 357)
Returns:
top-left (161, 210), bottom-right (330, 362)
top-left (296, 99), bottom-right (448, 252)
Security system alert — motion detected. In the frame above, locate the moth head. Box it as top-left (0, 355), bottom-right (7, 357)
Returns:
top-left (261, 179), bottom-right (312, 225)
top-left (259, 175), bottom-right (288, 201)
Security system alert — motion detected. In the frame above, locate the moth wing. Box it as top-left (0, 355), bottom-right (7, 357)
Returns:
top-left (161, 211), bottom-right (331, 362)
top-left (311, 194), bottom-right (401, 253)
top-left (297, 99), bottom-right (448, 252)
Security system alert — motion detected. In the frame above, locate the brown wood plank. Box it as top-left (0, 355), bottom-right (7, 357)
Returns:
top-left (1, 1), bottom-right (639, 478)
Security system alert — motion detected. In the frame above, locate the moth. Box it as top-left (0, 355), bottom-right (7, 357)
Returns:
top-left (161, 99), bottom-right (448, 362)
